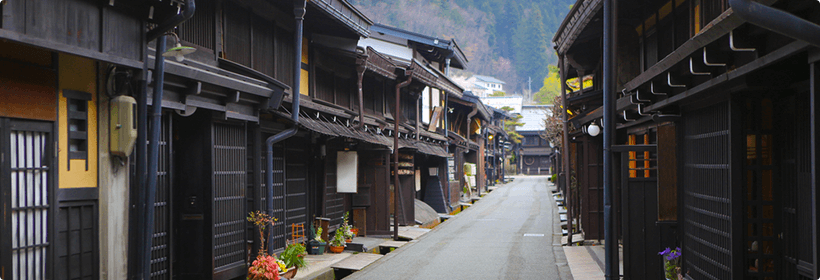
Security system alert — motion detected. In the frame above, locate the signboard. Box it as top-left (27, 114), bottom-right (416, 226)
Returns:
top-left (337, 151), bottom-right (358, 193)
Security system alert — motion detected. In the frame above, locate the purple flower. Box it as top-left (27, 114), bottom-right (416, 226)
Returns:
top-left (659, 247), bottom-right (671, 256)
top-left (666, 248), bottom-right (682, 260)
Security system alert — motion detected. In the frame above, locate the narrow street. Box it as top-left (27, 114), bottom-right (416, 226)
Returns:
top-left (346, 176), bottom-right (571, 280)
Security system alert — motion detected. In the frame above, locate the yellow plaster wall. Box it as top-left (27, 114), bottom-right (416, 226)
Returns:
top-left (58, 54), bottom-right (98, 189)
top-left (300, 38), bottom-right (310, 96)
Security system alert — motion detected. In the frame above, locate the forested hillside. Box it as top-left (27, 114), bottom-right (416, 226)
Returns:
top-left (348, 0), bottom-right (574, 95)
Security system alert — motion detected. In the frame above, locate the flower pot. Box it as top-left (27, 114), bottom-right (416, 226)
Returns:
top-left (350, 228), bottom-right (359, 237)
top-left (281, 267), bottom-right (297, 279)
top-left (345, 238), bottom-right (353, 243)
top-left (308, 240), bottom-right (326, 255)
top-left (329, 245), bottom-right (345, 253)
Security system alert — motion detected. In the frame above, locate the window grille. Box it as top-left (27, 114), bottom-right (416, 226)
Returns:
top-left (177, 0), bottom-right (215, 50)
top-left (212, 123), bottom-right (247, 271)
top-left (64, 90), bottom-right (91, 168)
top-left (682, 102), bottom-right (733, 280)
top-left (9, 126), bottom-right (50, 279)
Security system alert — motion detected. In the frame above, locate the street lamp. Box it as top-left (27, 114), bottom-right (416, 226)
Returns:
top-left (162, 32), bottom-right (196, 62)
top-left (587, 121), bottom-right (600, 137)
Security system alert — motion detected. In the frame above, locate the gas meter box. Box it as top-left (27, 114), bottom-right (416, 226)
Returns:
top-left (110, 95), bottom-right (137, 157)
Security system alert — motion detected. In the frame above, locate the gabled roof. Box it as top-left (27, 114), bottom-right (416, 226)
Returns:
top-left (458, 91), bottom-right (491, 121)
top-left (518, 105), bottom-right (552, 132)
top-left (370, 24), bottom-right (468, 70)
top-left (473, 75), bottom-right (506, 84)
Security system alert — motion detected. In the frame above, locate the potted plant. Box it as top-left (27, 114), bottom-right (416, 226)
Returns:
top-left (659, 247), bottom-right (682, 280)
top-left (247, 211), bottom-right (280, 280)
top-left (341, 212), bottom-right (354, 242)
top-left (329, 228), bottom-right (346, 253)
top-left (307, 224), bottom-right (326, 255)
top-left (279, 242), bottom-right (307, 279)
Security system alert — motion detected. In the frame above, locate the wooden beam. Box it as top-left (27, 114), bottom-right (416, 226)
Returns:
top-left (0, 28), bottom-right (142, 68)
top-left (646, 40), bottom-right (810, 112)
top-left (611, 144), bottom-right (656, 153)
top-left (624, 9), bottom-right (744, 91)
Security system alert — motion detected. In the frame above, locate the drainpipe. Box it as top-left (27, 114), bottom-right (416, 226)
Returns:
top-left (443, 93), bottom-right (451, 212)
top-left (266, 0), bottom-right (306, 255)
top-left (444, 52), bottom-right (455, 77)
top-left (143, 1), bottom-right (195, 279)
top-left (602, 0), bottom-right (617, 279)
top-left (393, 70), bottom-right (414, 241)
top-left (355, 49), bottom-right (368, 130)
top-left (416, 92), bottom-right (422, 139)
top-left (729, 0), bottom-right (820, 48)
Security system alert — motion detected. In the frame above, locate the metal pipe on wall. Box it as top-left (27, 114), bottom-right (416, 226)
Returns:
top-left (143, 2), bottom-right (195, 279)
top-left (394, 71), bottom-right (414, 240)
top-left (266, 0), bottom-right (306, 255)
top-left (356, 50), bottom-right (368, 130)
top-left (729, 0), bottom-right (820, 48)
top-left (602, 0), bottom-right (617, 278)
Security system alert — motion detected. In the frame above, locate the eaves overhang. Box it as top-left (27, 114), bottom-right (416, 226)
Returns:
top-left (310, 0), bottom-right (373, 38)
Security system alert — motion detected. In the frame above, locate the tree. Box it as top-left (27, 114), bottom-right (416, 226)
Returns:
top-left (542, 95), bottom-right (563, 149)
top-left (533, 64), bottom-right (561, 104)
top-left (500, 106), bottom-right (524, 144)
top-left (512, 4), bottom-right (550, 90)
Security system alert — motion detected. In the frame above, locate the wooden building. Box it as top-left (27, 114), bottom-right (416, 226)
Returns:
top-left (517, 105), bottom-right (554, 175)
top-left (485, 107), bottom-right (512, 186)
top-left (360, 24), bottom-right (471, 215)
top-left (555, 0), bottom-right (820, 279)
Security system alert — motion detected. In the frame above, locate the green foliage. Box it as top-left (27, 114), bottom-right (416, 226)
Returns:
top-left (280, 243), bottom-right (307, 269)
top-left (490, 91), bottom-right (506, 96)
top-left (311, 224), bottom-right (324, 243)
top-left (534, 65), bottom-right (561, 104)
top-left (330, 229), bottom-right (346, 247)
top-left (504, 114), bottom-right (525, 144)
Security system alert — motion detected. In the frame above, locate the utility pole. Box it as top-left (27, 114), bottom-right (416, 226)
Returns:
top-left (528, 76), bottom-right (532, 96)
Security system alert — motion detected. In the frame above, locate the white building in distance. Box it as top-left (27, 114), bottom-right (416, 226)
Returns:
top-left (480, 96), bottom-right (523, 114)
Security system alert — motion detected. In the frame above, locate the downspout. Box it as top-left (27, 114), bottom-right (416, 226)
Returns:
top-left (603, 0), bottom-right (617, 279)
top-left (266, 0), bottom-right (306, 256)
top-left (416, 92), bottom-right (422, 139)
top-left (444, 52), bottom-right (455, 77)
top-left (393, 70), bottom-right (414, 241)
top-left (143, 1), bottom-right (195, 279)
top-left (729, 0), bottom-right (820, 48)
top-left (355, 49), bottom-right (368, 130)
top-left (443, 93), bottom-right (451, 212)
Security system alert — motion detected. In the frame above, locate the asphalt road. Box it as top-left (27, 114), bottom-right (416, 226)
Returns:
top-left (346, 175), bottom-right (571, 280)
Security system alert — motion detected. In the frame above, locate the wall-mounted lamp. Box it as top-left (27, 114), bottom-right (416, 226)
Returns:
top-left (587, 121), bottom-right (601, 137)
top-left (429, 167), bottom-right (438, 176)
top-left (488, 134), bottom-right (494, 140)
top-left (162, 32), bottom-right (196, 62)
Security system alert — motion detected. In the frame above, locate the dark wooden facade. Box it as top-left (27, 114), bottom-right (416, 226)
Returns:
top-left (555, 0), bottom-right (820, 279)
top-left (0, 0), bottom-right (493, 279)
top-left (518, 132), bottom-right (553, 175)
